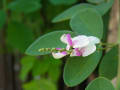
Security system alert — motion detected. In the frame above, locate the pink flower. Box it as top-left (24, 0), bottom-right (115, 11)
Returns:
top-left (52, 34), bottom-right (100, 59)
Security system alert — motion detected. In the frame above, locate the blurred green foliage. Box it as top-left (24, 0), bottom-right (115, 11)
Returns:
top-left (0, 0), bottom-right (116, 89)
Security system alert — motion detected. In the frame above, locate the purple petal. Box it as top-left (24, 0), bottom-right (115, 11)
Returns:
top-left (61, 51), bottom-right (67, 55)
top-left (56, 48), bottom-right (61, 50)
top-left (66, 34), bottom-right (73, 46)
top-left (75, 48), bottom-right (82, 56)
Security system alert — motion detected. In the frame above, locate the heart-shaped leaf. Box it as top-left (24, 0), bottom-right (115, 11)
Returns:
top-left (63, 50), bottom-right (102, 87)
top-left (70, 8), bottom-right (103, 39)
top-left (85, 77), bottom-right (115, 90)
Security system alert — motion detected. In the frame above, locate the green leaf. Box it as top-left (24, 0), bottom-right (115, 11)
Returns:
top-left (87, 0), bottom-right (104, 4)
top-left (52, 0), bottom-right (114, 23)
top-left (25, 31), bottom-right (75, 56)
top-left (20, 56), bottom-right (37, 81)
top-left (0, 10), bottom-right (6, 29)
top-left (70, 8), bottom-right (103, 39)
top-left (23, 79), bottom-right (57, 90)
top-left (48, 56), bottom-right (62, 82)
top-left (7, 21), bottom-right (34, 53)
top-left (52, 4), bottom-right (94, 23)
top-left (99, 46), bottom-right (118, 80)
top-left (63, 50), bottom-right (102, 87)
top-left (85, 77), bottom-right (115, 90)
top-left (49, 0), bottom-right (77, 5)
top-left (8, 0), bottom-right (41, 13)
top-left (32, 57), bottom-right (50, 76)
top-left (95, 0), bottom-right (114, 15)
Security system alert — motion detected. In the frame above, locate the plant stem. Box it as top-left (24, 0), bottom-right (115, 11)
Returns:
top-left (116, 2), bottom-right (120, 89)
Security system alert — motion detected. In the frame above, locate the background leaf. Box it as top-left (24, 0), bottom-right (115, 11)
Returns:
top-left (0, 10), bottom-right (6, 29)
top-left (26, 31), bottom-right (75, 55)
top-left (20, 56), bottom-right (37, 81)
top-left (8, 0), bottom-right (41, 13)
top-left (49, 0), bottom-right (77, 5)
top-left (32, 57), bottom-right (50, 76)
top-left (23, 79), bottom-right (57, 90)
top-left (52, 0), bottom-right (113, 23)
top-left (87, 0), bottom-right (104, 4)
top-left (70, 8), bottom-right (103, 39)
top-left (63, 50), bottom-right (102, 87)
top-left (99, 46), bottom-right (118, 80)
top-left (7, 21), bottom-right (34, 52)
top-left (85, 77), bottom-right (115, 90)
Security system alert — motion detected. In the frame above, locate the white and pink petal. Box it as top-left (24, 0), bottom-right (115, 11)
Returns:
top-left (88, 36), bottom-right (100, 45)
top-left (72, 35), bottom-right (89, 48)
top-left (52, 51), bottom-right (67, 59)
top-left (82, 44), bottom-right (96, 57)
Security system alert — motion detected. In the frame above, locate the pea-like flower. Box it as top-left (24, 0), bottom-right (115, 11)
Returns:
top-left (52, 34), bottom-right (100, 59)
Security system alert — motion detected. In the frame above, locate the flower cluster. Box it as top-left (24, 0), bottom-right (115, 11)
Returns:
top-left (52, 34), bottom-right (100, 59)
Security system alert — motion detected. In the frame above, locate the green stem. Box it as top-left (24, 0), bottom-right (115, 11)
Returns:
top-left (99, 42), bottom-right (117, 46)
top-left (116, 3), bottom-right (120, 89)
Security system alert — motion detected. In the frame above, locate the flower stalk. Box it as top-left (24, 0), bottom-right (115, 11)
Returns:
top-left (116, 14), bottom-right (120, 90)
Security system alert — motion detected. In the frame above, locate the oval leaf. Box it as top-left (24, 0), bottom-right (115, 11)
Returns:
top-left (63, 50), bottom-right (102, 87)
top-left (99, 46), bottom-right (118, 80)
top-left (52, 0), bottom-right (113, 23)
top-left (70, 8), bottom-right (103, 39)
top-left (26, 31), bottom-right (75, 55)
top-left (87, 0), bottom-right (104, 4)
top-left (85, 77), bottom-right (115, 90)
top-left (52, 4), bottom-right (95, 23)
